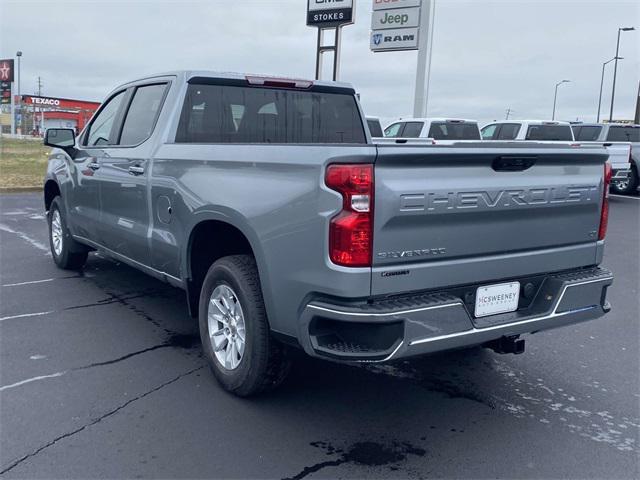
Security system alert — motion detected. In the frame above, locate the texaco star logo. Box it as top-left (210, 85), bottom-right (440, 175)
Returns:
top-left (0, 62), bottom-right (10, 81)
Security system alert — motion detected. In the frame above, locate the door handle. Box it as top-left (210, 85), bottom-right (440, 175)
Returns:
top-left (128, 165), bottom-right (145, 176)
top-left (87, 162), bottom-right (101, 170)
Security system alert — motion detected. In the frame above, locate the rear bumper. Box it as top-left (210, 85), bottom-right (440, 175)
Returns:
top-left (298, 267), bottom-right (613, 362)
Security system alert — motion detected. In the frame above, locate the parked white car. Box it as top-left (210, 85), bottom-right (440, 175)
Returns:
top-left (384, 118), bottom-right (481, 144)
top-left (481, 120), bottom-right (575, 142)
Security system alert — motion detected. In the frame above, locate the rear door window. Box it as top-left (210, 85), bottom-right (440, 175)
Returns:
top-left (496, 123), bottom-right (520, 140)
top-left (573, 125), bottom-right (603, 141)
top-left (119, 83), bottom-right (167, 145)
top-left (401, 122), bottom-right (424, 138)
top-left (525, 125), bottom-right (573, 141)
top-left (606, 126), bottom-right (640, 142)
top-left (428, 122), bottom-right (480, 140)
top-left (176, 83), bottom-right (365, 144)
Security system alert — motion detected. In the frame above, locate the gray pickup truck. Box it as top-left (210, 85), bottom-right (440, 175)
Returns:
top-left (43, 71), bottom-right (614, 396)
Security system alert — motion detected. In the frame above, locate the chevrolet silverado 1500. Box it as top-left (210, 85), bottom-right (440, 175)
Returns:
top-left (43, 71), bottom-right (614, 396)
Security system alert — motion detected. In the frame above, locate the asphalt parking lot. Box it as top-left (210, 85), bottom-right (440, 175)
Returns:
top-left (0, 191), bottom-right (638, 479)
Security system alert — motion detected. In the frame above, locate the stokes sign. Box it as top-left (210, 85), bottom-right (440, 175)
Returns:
top-left (307, 0), bottom-right (354, 27)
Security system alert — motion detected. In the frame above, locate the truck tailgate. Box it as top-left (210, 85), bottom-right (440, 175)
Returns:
top-left (604, 142), bottom-right (632, 170)
top-left (372, 143), bottom-right (608, 296)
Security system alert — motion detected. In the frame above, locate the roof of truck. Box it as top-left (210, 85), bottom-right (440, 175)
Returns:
top-left (488, 120), bottom-right (572, 125)
top-left (113, 70), bottom-right (355, 91)
top-left (392, 117), bottom-right (479, 124)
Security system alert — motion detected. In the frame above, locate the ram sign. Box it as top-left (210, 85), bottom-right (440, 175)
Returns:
top-left (370, 27), bottom-right (419, 51)
top-left (307, 0), bottom-right (354, 27)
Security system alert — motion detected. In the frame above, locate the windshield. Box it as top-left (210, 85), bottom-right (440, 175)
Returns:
top-left (525, 125), bottom-right (573, 141)
top-left (606, 126), bottom-right (640, 142)
top-left (427, 122), bottom-right (480, 140)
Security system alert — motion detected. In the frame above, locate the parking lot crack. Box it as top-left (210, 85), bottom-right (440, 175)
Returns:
top-left (0, 366), bottom-right (204, 475)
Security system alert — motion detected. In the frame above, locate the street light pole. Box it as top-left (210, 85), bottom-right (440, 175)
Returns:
top-left (16, 51), bottom-right (22, 135)
top-left (598, 57), bottom-right (621, 123)
top-left (609, 26), bottom-right (635, 122)
top-left (552, 80), bottom-right (570, 121)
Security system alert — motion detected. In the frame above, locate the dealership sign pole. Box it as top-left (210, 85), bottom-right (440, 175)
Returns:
top-left (307, 0), bottom-right (355, 81)
top-left (370, 0), bottom-right (435, 117)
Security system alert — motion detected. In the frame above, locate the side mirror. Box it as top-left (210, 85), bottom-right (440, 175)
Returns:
top-left (44, 128), bottom-right (77, 157)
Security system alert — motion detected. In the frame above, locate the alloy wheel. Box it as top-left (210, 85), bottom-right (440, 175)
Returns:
top-left (207, 284), bottom-right (246, 370)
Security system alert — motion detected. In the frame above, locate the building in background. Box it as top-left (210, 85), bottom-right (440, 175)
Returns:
top-left (0, 94), bottom-right (100, 135)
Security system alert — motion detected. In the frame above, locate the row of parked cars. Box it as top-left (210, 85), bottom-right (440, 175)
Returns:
top-left (366, 117), bottom-right (640, 195)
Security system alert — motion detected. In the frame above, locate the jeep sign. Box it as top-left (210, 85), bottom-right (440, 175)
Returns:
top-left (370, 27), bottom-right (419, 51)
top-left (307, 0), bottom-right (354, 27)
top-left (371, 7), bottom-right (420, 30)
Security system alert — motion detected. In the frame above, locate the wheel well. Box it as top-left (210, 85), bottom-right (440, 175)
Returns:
top-left (186, 220), bottom-right (254, 316)
top-left (44, 180), bottom-right (61, 211)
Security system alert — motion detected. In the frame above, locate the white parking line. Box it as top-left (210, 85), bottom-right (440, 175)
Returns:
top-left (0, 311), bottom-right (54, 322)
top-left (2, 278), bottom-right (55, 287)
top-left (610, 194), bottom-right (640, 201)
top-left (0, 223), bottom-right (50, 253)
top-left (0, 371), bottom-right (67, 392)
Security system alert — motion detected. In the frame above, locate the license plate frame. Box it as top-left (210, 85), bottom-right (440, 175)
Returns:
top-left (474, 281), bottom-right (521, 318)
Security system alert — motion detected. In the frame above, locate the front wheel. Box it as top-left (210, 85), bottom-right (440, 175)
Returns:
top-left (198, 255), bottom-right (290, 396)
top-left (48, 196), bottom-right (88, 270)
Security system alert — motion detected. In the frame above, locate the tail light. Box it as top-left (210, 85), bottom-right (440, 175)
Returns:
top-left (599, 162), bottom-right (612, 240)
top-left (325, 164), bottom-right (373, 267)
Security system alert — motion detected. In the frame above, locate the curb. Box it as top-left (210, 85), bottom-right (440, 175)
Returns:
top-left (0, 187), bottom-right (43, 194)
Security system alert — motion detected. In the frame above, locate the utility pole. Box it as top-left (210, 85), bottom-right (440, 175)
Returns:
top-left (37, 76), bottom-right (42, 96)
top-left (505, 108), bottom-right (513, 120)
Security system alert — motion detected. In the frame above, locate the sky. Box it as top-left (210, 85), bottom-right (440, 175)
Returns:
top-left (1, 0), bottom-right (639, 126)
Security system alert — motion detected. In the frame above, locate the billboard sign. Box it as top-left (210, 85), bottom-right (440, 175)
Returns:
top-left (370, 27), bottom-right (419, 51)
top-left (307, 0), bottom-right (354, 27)
top-left (0, 59), bottom-right (15, 83)
top-left (371, 7), bottom-right (420, 30)
top-left (373, 0), bottom-right (421, 10)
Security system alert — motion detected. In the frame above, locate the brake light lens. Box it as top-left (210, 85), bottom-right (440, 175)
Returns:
top-left (325, 164), bottom-right (373, 267)
top-left (599, 162), bottom-right (612, 240)
top-left (245, 75), bottom-right (313, 89)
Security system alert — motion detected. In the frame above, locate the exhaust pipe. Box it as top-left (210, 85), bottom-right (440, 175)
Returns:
top-left (485, 336), bottom-right (525, 355)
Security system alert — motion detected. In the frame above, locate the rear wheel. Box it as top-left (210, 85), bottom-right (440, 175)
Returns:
top-left (198, 255), bottom-right (290, 396)
top-left (48, 196), bottom-right (88, 270)
top-left (611, 167), bottom-right (639, 195)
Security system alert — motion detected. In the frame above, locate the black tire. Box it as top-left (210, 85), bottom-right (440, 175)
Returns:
top-left (198, 254), bottom-right (290, 396)
top-left (48, 196), bottom-right (88, 270)
top-left (611, 167), bottom-right (639, 195)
